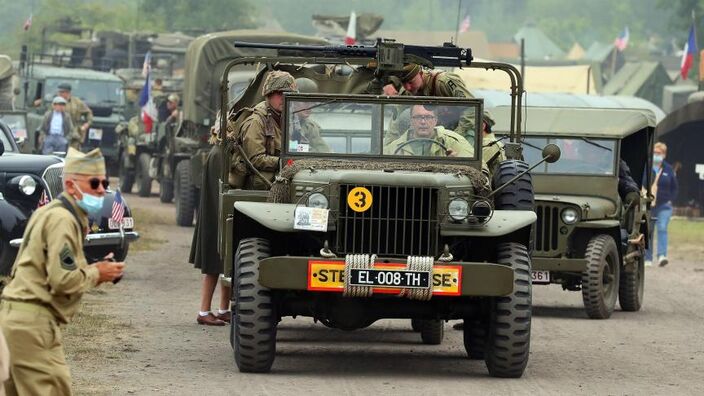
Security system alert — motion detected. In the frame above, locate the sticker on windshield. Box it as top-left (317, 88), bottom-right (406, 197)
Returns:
top-left (347, 187), bottom-right (373, 212)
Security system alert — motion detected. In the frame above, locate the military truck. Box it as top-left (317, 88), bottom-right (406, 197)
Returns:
top-left (214, 42), bottom-right (561, 377)
top-left (17, 63), bottom-right (126, 165)
top-left (492, 106), bottom-right (654, 319)
top-left (173, 31), bottom-right (329, 225)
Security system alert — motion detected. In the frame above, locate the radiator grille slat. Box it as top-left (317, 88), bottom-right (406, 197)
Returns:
top-left (535, 204), bottom-right (560, 253)
top-left (337, 185), bottom-right (438, 257)
top-left (41, 164), bottom-right (64, 199)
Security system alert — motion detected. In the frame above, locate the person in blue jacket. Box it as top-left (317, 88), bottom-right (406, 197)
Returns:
top-left (646, 142), bottom-right (678, 267)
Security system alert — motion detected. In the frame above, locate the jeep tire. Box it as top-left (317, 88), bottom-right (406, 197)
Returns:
top-left (233, 238), bottom-right (277, 373)
top-left (136, 153), bottom-right (152, 197)
top-left (582, 234), bottom-right (620, 319)
top-left (410, 319), bottom-right (422, 332)
top-left (485, 242), bottom-right (532, 378)
top-left (159, 179), bottom-right (174, 203)
top-left (118, 151), bottom-right (134, 193)
top-left (619, 245), bottom-right (645, 312)
top-left (492, 160), bottom-right (534, 211)
top-left (175, 160), bottom-right (196, 227)
top-left (419, 320), bottom-right (444, 345)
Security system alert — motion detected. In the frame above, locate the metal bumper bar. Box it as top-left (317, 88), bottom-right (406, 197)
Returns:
top-left (10, 231), bottom-right (140, 248)
top-left (532, 257), bottom-right (588, 272)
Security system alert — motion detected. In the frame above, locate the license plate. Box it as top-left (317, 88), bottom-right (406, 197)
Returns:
top-left (531, 270), bottom-right (550, 284)
top-left (108, 217), bottom-right (134, 230)
top-left (307, 261), bottom-right (462, 296)
top-left (349, 269), bottom-right (430, 289)
top-left (89, 128), bottom-right (103, 140)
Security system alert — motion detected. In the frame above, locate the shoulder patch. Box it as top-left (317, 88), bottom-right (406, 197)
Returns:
top-left (59, 243), bottom-right (77, 271)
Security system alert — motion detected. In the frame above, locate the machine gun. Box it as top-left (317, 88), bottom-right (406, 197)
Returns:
top-left (233, 39), bottom-right (474, 94)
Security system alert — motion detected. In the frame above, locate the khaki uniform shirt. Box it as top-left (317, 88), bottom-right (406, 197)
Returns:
top-left (384, 126), bottom-right (475, 157)
top-left (240, 101), bottom-right (281, 190)
top-left (482, 133), bottom-right (506, 175)
top-left (65, 96), bottom-right (94, 131)
top-left (1, 193), bottom-right (99, 324)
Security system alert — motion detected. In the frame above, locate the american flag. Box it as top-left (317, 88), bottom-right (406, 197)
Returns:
top-left (111, 190), bottom-right (125, 224)
top-left (459, 15), bottom-right (471, 33)
top-left (37, 189), bottom-right (49, 208)
top-left (614, 26), bottom-right (629, 52)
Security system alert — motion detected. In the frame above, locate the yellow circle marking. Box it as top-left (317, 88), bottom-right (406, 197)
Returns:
top-left (347, 187), bottom-right (373, 212)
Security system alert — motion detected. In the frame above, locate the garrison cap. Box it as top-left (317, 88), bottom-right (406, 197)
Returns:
top-left (400, 63), bottom-right (422, 83)
top-left (483, 110), bottom-right (495, 127)
top-left (261, 71), bottom-right (297, 96)
top-left (57, 82), bottom-right (72, 92)
top-left (52, 96), bottom-right (67, 105)
top-left (64, 147), bottom-right (106, 176)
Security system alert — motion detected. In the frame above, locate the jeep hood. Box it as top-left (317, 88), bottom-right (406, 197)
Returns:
top-left (535, 194), bottom-right (617, 220)
top-left (293, 168), bottom-right (476, 188)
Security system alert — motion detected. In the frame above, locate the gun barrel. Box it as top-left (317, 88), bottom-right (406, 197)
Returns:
top-left (233, 41), bottom-right (376, 57)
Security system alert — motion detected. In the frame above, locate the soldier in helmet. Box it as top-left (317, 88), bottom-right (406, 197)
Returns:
top-left (291, 77), bottom-right (330, 153)
top-left (233, 70), bottom-right (298, 190)
top-left (383, 64), bottom-right (477, 143)
top-left (57, 83), bottom-right (94, 150)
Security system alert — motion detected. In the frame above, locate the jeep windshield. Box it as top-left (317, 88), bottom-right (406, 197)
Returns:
top-left (522, 136), bottom-right (616, 175)
top-left (45, 78), bottom-right (125, 106)
top-left (284, 94), bottom-right (480, 160)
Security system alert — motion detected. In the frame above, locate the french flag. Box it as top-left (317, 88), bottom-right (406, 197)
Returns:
top-left (138, 51), bottom-right (158, 133)
top-left (681, 23), bottom-right (697, 80)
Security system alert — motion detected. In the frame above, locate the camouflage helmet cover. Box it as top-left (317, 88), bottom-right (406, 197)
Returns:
top-left (294, 77), bottom-right (319, 94)
top-left (262, 71), bottom-right (298, 96)
top-left (483, 110), bottom-right (496, 127)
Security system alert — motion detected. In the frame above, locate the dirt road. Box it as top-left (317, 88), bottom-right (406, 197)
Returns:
top-left (69, 194), bottom-right (704, 395)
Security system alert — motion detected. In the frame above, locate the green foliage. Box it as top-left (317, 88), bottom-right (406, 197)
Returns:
top-left (142, 0), bottom-right (258, 32)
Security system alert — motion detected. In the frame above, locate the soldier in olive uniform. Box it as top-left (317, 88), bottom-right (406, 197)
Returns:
top-left (481, 110), bottom-right (506, 176)
top-left (384, 104), bottom-right (474, 157)
top-left (230, 71), bottom-right (298, 190)
top-left (58, 83), bottom-right (94, 150)
top-left (384, 64), bottom-right (477, 143)
top-left (291, 77), bottom-right (330, 153)
top-left (0, 148), bottom-right (125, 395)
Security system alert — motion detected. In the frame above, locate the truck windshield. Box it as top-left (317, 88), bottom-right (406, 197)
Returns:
top-left (285, 95), bottom-right (480, 160)
top-left (522, 136), bottom-right (616, 175)
top-left (46, 78), bottom-right (125, 106)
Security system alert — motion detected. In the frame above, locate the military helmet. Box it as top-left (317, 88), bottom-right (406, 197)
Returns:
top-left (261, 71), bottom-right (297, 96)
top-left (294, 77), bottom-right (319, 94)
top-left (483, 110), bottom-right (496, 128)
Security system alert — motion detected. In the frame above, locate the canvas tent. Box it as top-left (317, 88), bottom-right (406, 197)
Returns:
top-left (513, 23), bottom-right (565, 61)
top-left (455, 63), bottom-right (597, 94)
top-left (603, 62), bottom-right (672, 108)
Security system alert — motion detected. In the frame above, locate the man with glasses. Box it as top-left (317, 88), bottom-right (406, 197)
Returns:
top-left (384, 104), bottom-right (474, 157)
top-left (0, 148), bottom-right (125, 395)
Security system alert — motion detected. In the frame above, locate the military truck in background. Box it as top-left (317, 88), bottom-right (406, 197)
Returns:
top-left (172, 31), bottom-right (329, 226)
top-left (16, 57), bottom-right (126, 167)
top-left (492, 105), bottom-right (654, 319)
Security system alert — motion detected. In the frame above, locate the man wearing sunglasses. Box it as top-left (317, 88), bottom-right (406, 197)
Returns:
top-left (0, 148), bottom-right (124, 395)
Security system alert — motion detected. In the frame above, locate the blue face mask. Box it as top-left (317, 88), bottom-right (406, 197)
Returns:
top-left (73, 181), bottom-right (104, 215)
top-left (653, 154), bottom-right (664, 165)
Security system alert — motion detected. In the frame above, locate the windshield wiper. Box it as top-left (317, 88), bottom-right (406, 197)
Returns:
top-left (580, 137), bottom-right (612, 152)
top-left (292, 98), bottom-right (340, 115)
top-left (519, 139), bottom-right (543, 152)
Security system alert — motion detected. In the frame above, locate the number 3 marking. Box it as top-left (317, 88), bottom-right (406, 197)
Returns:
top-left (347, 187), bottom-right (373, 212)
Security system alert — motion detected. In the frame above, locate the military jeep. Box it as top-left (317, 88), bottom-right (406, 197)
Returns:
top-left (215, 44), bottom-right (562, 377)
top-left (492, 106), bottom-right (654, 319)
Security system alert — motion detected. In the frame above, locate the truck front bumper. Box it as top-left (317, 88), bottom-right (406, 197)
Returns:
top-left (532, 257), bottom-right (588, 272)
top-left (10, 231), bottom-right (140, 248)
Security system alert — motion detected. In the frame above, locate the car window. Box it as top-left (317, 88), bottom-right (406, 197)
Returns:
top-left (521, 135), bottom-right (616, 175)
top-left (0, 114), bottom-right (27, 140)
top-left (45, 78), bottom-right (125, 106)
top-left (0, 125), bottom-right (15, 152)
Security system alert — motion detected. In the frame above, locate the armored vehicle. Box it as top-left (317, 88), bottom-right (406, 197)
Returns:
top-left (17, 64), bottom-right (126, 165)
top-left (215, 42), bottom-right (560, 377)
top-left (173, 31), bottom-right (328, 225)
top-left (492, 106), bottom-right (654, 319)
top-left (0, 119), bottom-right (138, 275)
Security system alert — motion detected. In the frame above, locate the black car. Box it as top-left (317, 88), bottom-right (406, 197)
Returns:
top-left (0, 120), bottom-right (138, 275)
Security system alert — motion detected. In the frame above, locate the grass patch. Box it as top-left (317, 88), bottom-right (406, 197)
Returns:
top-left (129, 207), bottom-right (168, 252)
top-left (669, 218), bottom-right (704, 246)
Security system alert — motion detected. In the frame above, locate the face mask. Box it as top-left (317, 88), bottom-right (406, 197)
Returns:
top-left (72, 181), bottom-right (104, 215)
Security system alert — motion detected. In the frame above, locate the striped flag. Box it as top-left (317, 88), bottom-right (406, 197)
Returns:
top-left (681, 23), bottom-right (698, 80)
top-left (345, 11), bottom-right (356, 45)
top-left (459, 15), bottom-right (471, 33)
top-left (138, 54), bottom-right (158, 133)
top-left (111, 190), bottom-right (125, 224)
top-left (37, 189), bottom-right (49, 208)
top-left (614, 26), bottom-right (629, 51)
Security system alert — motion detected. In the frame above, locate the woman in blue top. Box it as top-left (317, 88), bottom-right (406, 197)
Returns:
top-left (646, 142), bottom-right (678, 267)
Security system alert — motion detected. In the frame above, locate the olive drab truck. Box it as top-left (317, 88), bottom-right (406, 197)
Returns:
top-left (214, 40), bottom-right (562, 378)
top-left (492, 106), bottom-right (654, 319)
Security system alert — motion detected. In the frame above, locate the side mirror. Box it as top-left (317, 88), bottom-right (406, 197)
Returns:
top-left (542, 143), bottom-right (561, 163)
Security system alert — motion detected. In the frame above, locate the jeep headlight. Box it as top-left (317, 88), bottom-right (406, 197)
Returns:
top-left (448, 198), bottom-right (469, 221)
top-left (561, 208), bottom-right (579, 224)
top-left (18, 175), bottom-right (37, 196)
top-left (306, 192), bottom-right (329, 209)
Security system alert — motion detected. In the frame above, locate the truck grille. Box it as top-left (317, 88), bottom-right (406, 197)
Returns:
top-left (535, 204), bottom-right (559, 252)
top-left (41, 163), bottom-right (64, 199)
top-left (336, 185), bottom-right (439, 257)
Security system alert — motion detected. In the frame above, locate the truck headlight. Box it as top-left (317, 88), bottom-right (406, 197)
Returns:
top-left (448, 198), bottom-right (469, 221)
top-left (561, 208), bottom-right (579, 224)
top-left (471, 200), bottom-right (492, 222)
top-left (307, 192), bottom-right (329, 209)
top-left (18, 175), bottom-right (37, 196)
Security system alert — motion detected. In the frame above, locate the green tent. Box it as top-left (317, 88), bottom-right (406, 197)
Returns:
top-left (602, 62), bottom-right (672, 108)
top-left (513, 23), bottom-right (565, 61)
